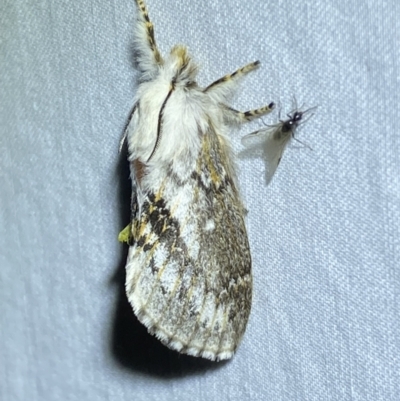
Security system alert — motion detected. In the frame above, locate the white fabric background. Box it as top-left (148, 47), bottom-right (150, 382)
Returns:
top-left (1, 0), bottom-right (399, 400)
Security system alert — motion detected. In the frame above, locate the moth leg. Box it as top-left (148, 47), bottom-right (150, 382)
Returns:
top-left (223, 103), bottom-right (275, 125)
top-left (134, 0), bottom-right (163, 70)
top-left (204, 61), bottom-right (260, 94)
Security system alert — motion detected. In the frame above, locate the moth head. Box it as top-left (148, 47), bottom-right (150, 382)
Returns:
top-left (167, 45), bottom-right (198, 86)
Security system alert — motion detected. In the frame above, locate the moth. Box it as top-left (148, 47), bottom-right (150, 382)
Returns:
top-left (241, 106), bottom-right (315, 184)
top-left (119, 0), bottom-right (274, 361)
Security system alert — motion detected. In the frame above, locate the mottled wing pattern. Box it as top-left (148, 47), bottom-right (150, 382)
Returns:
top-left (125, 127), bottom-right (252, 361)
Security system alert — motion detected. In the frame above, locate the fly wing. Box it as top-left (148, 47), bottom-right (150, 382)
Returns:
top-left (125, 126), bottom-right (252, 361)
top-left (242, 124), bottom-right (291, 184)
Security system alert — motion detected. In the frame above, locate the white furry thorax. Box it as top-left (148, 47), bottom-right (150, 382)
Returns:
top-left (126, 46), bottom-right (228, 189)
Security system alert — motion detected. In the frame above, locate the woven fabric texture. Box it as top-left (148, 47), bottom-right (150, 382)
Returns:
top-left (1, 1), bottom-right (399, 400)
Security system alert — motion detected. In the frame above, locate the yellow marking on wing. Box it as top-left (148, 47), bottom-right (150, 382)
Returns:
top-left (155, 180), bottom-right (166, 202)
top-left (148, 179), bottom-right (166, 214)
top-left (162, 220), bottom-right (169, 233)
top-left (137, 220), bottom-right (148, 240)
top-left (203, 135), bottom-right (221, 185)
top-left (216, 132), bottom-right (229, 149)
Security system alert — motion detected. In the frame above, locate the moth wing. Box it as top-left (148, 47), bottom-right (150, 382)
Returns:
top-left (125, 128), bottom-right (251, 361)
top-left (242, 125), bottom-right (291, 184)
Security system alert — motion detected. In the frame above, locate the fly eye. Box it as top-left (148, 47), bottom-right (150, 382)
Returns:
top-left (294, 112), bottom-right (303, 122)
